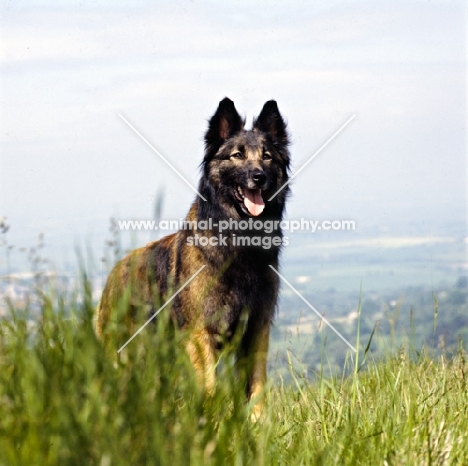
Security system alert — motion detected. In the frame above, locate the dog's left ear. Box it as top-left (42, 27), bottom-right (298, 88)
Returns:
top-left (253, 100), bottom-right (289, 148)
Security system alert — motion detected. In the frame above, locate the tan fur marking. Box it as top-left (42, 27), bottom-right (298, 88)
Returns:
top-left (186, 330), bottom-right (217, 395)
top-left (247, 324), bottom-right (270, 421)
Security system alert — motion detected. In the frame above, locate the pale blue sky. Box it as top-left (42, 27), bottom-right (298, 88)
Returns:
top-left (0, 0), bottom-right (466, 264)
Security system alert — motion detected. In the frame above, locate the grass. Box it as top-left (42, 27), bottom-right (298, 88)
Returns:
top-left (0, 274), bottom-right (467, 465)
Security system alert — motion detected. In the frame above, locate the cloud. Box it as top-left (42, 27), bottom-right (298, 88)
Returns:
top-left (1, 1), bottom-right (463, 67)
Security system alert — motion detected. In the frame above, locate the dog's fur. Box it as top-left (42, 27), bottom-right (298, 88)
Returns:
top-left (96, 98), bottom-right (290, 419)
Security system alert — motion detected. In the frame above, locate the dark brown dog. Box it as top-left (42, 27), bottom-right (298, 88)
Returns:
top-left (96, 98), bottom-right (290, 419)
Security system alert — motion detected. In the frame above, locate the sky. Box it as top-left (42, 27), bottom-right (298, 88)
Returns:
top-left (0, 0), bottom-right (466, 269)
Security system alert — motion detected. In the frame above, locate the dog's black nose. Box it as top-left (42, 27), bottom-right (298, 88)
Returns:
top-left (252, 170), bottom-right (267, 185)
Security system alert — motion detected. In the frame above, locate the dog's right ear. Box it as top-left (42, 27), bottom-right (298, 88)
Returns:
top-left (204, 98), bottom-right (244, 160)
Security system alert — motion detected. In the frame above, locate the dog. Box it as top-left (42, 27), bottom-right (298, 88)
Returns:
top-left (96, 97), bottom-right (291, 419)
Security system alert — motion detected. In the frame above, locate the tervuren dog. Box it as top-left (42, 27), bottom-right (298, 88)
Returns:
top-left (96, 98), bottom-right (290, 419)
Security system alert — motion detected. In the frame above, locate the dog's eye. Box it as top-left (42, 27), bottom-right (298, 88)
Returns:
top-left (232, 152), bottom-right (243, 159)
top-left (263, 152), bottom-right (272, 161)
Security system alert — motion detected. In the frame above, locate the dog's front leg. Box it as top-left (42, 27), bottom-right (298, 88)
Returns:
top-left (245, 324), bottom-right (270, 422)
top-left (186, 329), bottom-right (216, 395)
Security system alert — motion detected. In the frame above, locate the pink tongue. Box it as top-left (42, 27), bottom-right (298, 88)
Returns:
top-left (243, 189), bottom-right (265, 216)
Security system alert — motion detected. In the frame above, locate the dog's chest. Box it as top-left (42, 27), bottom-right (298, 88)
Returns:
top-left (201, 259), bottom-right (278, 337)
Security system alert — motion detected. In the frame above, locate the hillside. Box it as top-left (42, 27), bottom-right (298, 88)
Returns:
top-left (0, 285), bottom-right (467, 465)
top-left (270, 276), bottom-right (468, 379)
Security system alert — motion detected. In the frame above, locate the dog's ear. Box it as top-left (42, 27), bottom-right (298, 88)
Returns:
top-left (253, 100), bottom-right (289, 148)
top-left (204, 98), bottom-right (244, 159)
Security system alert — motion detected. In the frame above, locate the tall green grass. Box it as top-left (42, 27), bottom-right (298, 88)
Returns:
top-left (0, 274), bottom-right (467, 465)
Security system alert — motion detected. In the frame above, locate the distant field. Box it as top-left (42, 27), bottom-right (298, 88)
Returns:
top-left (282, 230), bottom-right (467, 292)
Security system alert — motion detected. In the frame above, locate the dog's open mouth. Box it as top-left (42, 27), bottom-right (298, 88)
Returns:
top-left (235, 185), bottom-right (265, 216)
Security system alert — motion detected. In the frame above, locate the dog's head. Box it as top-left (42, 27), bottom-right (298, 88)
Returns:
top-left (200, 98), bottom-right (290, 219)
